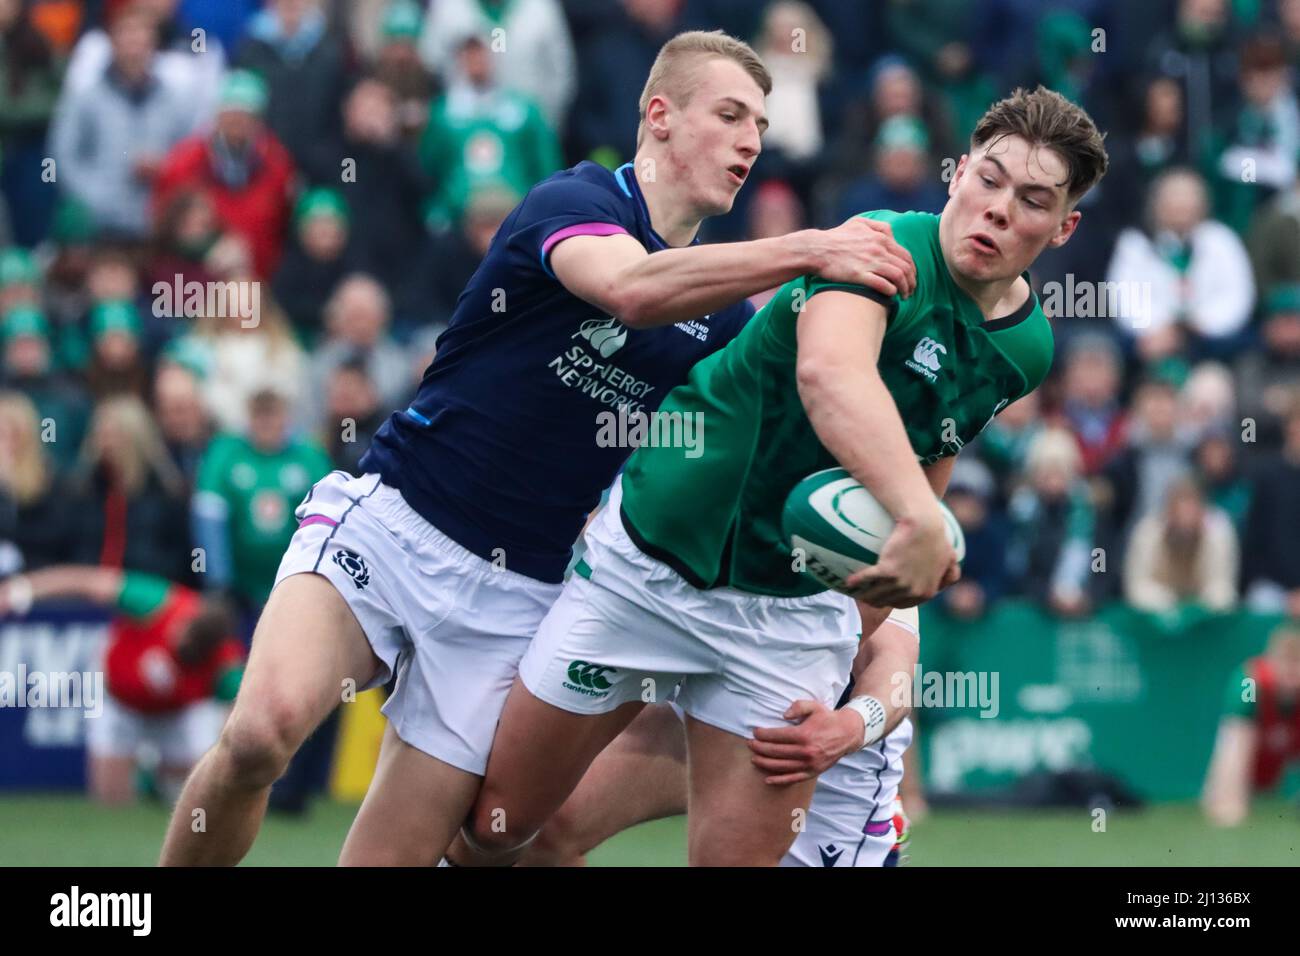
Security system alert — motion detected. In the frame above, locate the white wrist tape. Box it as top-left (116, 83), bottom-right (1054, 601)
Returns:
top-left (884, 605), bottom-right (920, 638)
top-left (843, 694), bottom-right (887, 749)
top-left (5, 575), bottom-right (34, 616)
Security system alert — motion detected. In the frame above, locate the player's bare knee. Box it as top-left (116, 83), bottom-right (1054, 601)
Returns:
top-left (466, 796), bottom-right (540, 856)
top-left (217, 709), bottom-right (298, 789)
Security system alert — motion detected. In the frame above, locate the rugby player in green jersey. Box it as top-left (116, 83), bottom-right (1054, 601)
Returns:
top-left (455, 87), bottom-right (1109, 867)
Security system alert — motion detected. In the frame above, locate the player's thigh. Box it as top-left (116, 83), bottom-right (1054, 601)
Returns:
top-left (229, 471), bottom-right (426, 761)
top-left (339, 723), bottom-right (483, 866)
top-left (484, 569), bottom-right (700, 841)
top-left (528, 701), bottom-right (688, 864)
top-left (474, 676), bottom-right (646, 845)
top-left (225, 571), bottom-right (381, 754)
top-left (684, 715), bottom-right (817, 866)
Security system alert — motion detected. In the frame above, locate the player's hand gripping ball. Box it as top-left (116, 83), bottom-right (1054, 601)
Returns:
top-left (783, 467), bottom-right (964, 595)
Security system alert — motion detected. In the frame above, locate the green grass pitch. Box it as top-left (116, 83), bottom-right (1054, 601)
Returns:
top-left (0, 795), bottom-right (1296, 866)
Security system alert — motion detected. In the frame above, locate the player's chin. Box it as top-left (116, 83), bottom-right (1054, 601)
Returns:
top-left (955, 252), bottom-right (1014, 284)
top-left (704, 188), bottom-right (738, 216)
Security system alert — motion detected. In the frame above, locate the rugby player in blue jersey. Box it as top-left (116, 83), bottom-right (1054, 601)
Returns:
top-left (160, 29), bottom-right (917, 866)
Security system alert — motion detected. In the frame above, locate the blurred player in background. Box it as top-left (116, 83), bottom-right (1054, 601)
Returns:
top-left (456, 86), bottom-right (1108, 867)
top-left (192, 387), bottom-right (333, 621)
top-left (0, 565), bottom-right (242, 804)
top-left (1202, 622), bottom-right (1300, 826)
top-left (518, 609), bottom-right (920, 868)
top-left (159, 29), bottom-right (916, 866)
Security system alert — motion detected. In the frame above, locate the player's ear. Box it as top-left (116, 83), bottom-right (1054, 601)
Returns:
top-left (948, 155), bottom-right (969, 197)
top-left (645, 94), bottom-right (672, 142)
top-left (1047, 208), bottom-right (1082, 248)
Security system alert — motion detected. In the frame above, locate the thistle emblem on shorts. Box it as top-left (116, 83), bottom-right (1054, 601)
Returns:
top-left (332, 548), bottom-right (370, 589)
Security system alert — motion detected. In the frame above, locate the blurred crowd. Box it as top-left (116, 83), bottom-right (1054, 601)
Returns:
top-left (1, 0), bottom-right (1299, 633)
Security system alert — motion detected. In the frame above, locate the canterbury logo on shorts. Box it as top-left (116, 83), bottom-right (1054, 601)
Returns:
top-left (562, 660), bottom-right (619, 697)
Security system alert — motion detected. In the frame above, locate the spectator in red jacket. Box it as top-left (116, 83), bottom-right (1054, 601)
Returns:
top-left (153, 69), bottom-right (295, 279)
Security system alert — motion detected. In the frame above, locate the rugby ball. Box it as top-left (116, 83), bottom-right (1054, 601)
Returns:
top-left (782, 467), bottom-right (965, 595)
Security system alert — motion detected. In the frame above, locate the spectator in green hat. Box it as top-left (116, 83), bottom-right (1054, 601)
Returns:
top-left (153, 69), bottom-right (296, 280)
top-left (374, 0), bottom-right (436, 140)
top-left (0, 246), bottom-right (39, 286)
top-left (295, 187), bottom-right (350, 236)
top-left (0, 247), bottom-right (41, 315)
top-left (236, 0), bottom-right (351, 184)
top-left (273, 187), bottom-right (354, 340)
top-left (382, 0), bottom-right (423, 41)
top-left (0, 305), bottom-right (90, 471)
top-left (218, 68), bottom-right (269, 116)
top-left (835, 115), bottom-right (946, 221)
top-left (86, 300), bottom-right (148, 400)
top-left (90, 299), bottom-right (143, 341)
top-left (2, 305), bottom-right (51, 380)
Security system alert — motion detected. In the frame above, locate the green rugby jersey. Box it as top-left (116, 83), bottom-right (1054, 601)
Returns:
top-left (619, 210), bottom-right (1054, 598)
top-left (194, 433), bottom-right (332, 605)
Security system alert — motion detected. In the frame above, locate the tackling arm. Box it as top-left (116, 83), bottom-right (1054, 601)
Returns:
top-left (549, 217), bottom-right (916, 330)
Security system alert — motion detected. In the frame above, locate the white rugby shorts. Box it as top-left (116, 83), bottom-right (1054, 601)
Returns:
top-left (518, 484), bottom-right (860, 738)
top-left (273, 471), bottom-right (562, 774)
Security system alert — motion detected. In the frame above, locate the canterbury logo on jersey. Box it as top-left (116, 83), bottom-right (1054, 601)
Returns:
top-left (913, 336), bottom-right (946, 369)
top-left (904, 336), bottom-right (946, 384)
top-left (575, 316), bottom-right (628, 358)
top-left (563, 660), bottom-right (620, 697)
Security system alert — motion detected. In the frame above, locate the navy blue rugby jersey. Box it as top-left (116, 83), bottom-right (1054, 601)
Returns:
top-left (359, 161), bottom-right (755, 583)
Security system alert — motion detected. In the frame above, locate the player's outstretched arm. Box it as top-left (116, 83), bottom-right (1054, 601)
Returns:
top-left (1201, 717), bottom-right (1256, 827)
top-left (0, 565), bottom-right (124, 615)
top-left (549, 216), bottom-right (916, 330)
top-left (795, 290), bottom-right (957, 607)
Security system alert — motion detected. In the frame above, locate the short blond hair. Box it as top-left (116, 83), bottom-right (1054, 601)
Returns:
top-left (636, 30), bottom-right (771, 148)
